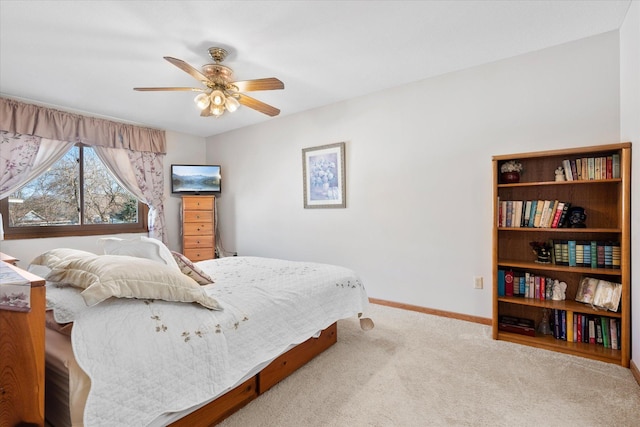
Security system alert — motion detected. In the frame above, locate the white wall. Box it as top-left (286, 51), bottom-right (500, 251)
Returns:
top-left (620, 1), bottom-right (640, 369)
top-left (0, 130), bottom-right (206, 269)
top-left (162, 130), bottom-right (208, 252)
top-left (207, 31), bottom-right (621, 319)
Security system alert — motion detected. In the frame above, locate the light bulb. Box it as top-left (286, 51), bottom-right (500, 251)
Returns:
top-left (211, 105), bottom-right (225, 116)
top-left (194, 93), bottom-right (210, 110)
top-left (210, 90), bottom-right (225, 106)
top-left (225, 96), bottom-right (240, 112)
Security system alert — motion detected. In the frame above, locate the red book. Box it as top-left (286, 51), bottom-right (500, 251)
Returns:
top-left (505, 270), bottom-right (514, 296)
top-left (551, 202), bottom-right (564, 228)
top-left (577, 315), bottom-right (583, 342)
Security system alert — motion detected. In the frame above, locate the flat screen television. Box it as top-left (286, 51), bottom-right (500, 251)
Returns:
top-left (171, 164), bottom-right (221, 194)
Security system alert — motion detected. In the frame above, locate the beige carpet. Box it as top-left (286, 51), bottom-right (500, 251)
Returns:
top-left (218, 303), bottom-right (640, 427)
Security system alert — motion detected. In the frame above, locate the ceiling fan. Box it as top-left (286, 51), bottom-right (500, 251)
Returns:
top-left (134, 47), bottom-right (284, 117)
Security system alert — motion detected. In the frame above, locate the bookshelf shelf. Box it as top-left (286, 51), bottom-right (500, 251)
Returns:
top-left (497, 227), bottom-right (622, 233)
top-left (497, 296), bottom-right (622, 318)
top-left (496, 331), bottom-right (621, 364)
top-left (497, 260), bottom-right (622, 276)
top-left (492, 143), bottom-right (631, 367)
top-left (497, 178), bottom-right (621, 188)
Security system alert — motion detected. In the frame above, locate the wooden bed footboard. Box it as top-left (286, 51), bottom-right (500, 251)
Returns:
top-left (170, 322), bottom-right (338, 426)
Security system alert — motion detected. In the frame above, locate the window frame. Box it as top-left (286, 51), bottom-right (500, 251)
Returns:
top-left (0, 143), bottom-right (149, 240)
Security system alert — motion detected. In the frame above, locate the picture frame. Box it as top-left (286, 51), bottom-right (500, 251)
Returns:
top-left (302, 142), bottom-right (346, 208)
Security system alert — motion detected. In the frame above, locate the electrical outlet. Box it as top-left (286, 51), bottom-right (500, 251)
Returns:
top-left (474, 276), bottom-right (483, 289)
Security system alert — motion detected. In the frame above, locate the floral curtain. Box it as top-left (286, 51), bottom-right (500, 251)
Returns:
top-left (93, 146), bottom-right (167, 243)
top-left (0, 131), bottom-right (74, 200)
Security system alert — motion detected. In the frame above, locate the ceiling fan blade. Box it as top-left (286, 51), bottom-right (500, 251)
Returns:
top-left (134, 87), bottom-right (204, 92)
top-left (232, 78), bottom-right (284, 92)
top-left (164, 56), bottom-right (210, 83)
top-left (237, 94), bottom-right (280, 117)
top-left (200, 107), bottom-right (212, 117)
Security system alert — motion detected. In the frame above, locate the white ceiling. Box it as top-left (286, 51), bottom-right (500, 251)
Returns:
top-left (0, 1), bottom-right (632, 138)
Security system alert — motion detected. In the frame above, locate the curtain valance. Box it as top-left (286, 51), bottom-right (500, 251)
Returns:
top-left (0, 97), bottom-right (166, 153)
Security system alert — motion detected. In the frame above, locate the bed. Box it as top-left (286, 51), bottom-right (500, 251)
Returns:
top-left (33, 241), bottom-right (372, 426)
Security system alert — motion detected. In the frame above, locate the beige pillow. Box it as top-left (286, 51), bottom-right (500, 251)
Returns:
top-left (171, 251), bottom-right (214, 285)
top-left (46, 254), bottom-right (221, 310)
top-left (31, 248), bottom-right (97, 269)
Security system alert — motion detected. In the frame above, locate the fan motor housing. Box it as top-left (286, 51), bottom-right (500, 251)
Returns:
top-left (202, 64), bottom-right (233, 84)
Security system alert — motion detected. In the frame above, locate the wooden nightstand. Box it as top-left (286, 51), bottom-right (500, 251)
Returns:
top-left (0, 252), bottom-right (19, 265)
top-left (0, 260), bottom-right (46, 426)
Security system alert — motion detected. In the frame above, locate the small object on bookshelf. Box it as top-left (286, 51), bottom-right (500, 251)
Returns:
top-left (554, 166), bottom-right (565, 181)
top-left (591, 279), bottom-right (622, 312)
top-left (551, 279), bottom-right (567, 301)
top-left (500, 160), bottom-right (522, 183)
top-left (498, 315), bottom-right (536, 337)
top-left (575, 277), bottom-right (598, 304)
top-left (530, 241), bottom-right (552, 263)
top-left (538, 308), bottom-right (552, 335)
top-left (501, 171), bottom-right (520, 184)
top-left (566, 206), bottom-right (587, 228)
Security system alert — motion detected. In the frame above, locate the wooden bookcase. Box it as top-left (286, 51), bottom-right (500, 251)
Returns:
top-left (492, 143), bottom-right (631, 367)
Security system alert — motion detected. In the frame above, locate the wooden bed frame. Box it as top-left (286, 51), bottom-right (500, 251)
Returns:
top-left (169, 322), bottom-right (338, 426)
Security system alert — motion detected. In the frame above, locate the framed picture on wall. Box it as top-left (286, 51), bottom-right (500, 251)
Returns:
top-left (302, 142), bottom-right (346, 208)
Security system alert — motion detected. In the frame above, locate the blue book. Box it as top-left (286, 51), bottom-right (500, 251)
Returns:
top-left (528, 200), bottom-right (537, 227)
top-left (604, 242), bottom-right (613, 268)
top-left (498, 269), bottom-right (505, 296)
top-left (583, 242), bottom-right (591, 268)
top-left (568, 240), bottom-right (577, 267)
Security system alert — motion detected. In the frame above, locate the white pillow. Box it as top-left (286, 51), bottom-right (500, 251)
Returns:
top-left (98, 236), bottom-right (180, 271)
top-left (46, 253), bottom-right (221, 310)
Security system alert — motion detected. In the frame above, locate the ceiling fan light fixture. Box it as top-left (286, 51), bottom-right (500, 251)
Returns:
top-left (194, 93), bottom-right (210, 110)
top-left (211, 104), bottom-right (225, 117)
top-left (210, 90), bottom-right (225, 106)
top-left (225, 95), bottom-right (240, 112)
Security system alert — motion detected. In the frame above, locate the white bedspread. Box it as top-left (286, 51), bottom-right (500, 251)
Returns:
top-left (46, 256), bottom-right (370, 426)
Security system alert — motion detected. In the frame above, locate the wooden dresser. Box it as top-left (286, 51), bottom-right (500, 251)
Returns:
top-left (0, 259), bottom-right (46, 426)
top-left (181, 195), bottom-right (216, 262)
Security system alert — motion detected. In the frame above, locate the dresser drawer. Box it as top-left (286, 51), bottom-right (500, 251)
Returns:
top-left (183, 197), bottom-right (214, 211)
top-left (183, 235), bottom-right (214, 249)
top-left (183, 210), bottom-right (213, 223)
top-left (183, 222), bottom-right (213, 235)
top-left (184, 248), bottom-right (215, 262)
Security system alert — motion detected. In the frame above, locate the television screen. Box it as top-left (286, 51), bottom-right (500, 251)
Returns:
top-left (171, 164), bottom-right (221, 194)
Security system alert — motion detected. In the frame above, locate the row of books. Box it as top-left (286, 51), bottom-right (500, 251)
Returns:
top-left (497, 269), bottom-right (557, 299)
top-left (551, 240), bottom-right (620, 269)
top-left (551, 309), bottom-right (621, 350)
top-left (497, 199), bottom-right (570, 228)
top-left (561, 154), bottom-right (620, 181)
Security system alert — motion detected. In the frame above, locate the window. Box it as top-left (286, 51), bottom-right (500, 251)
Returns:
top-left (0, 144), bottom-right (148, 239)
